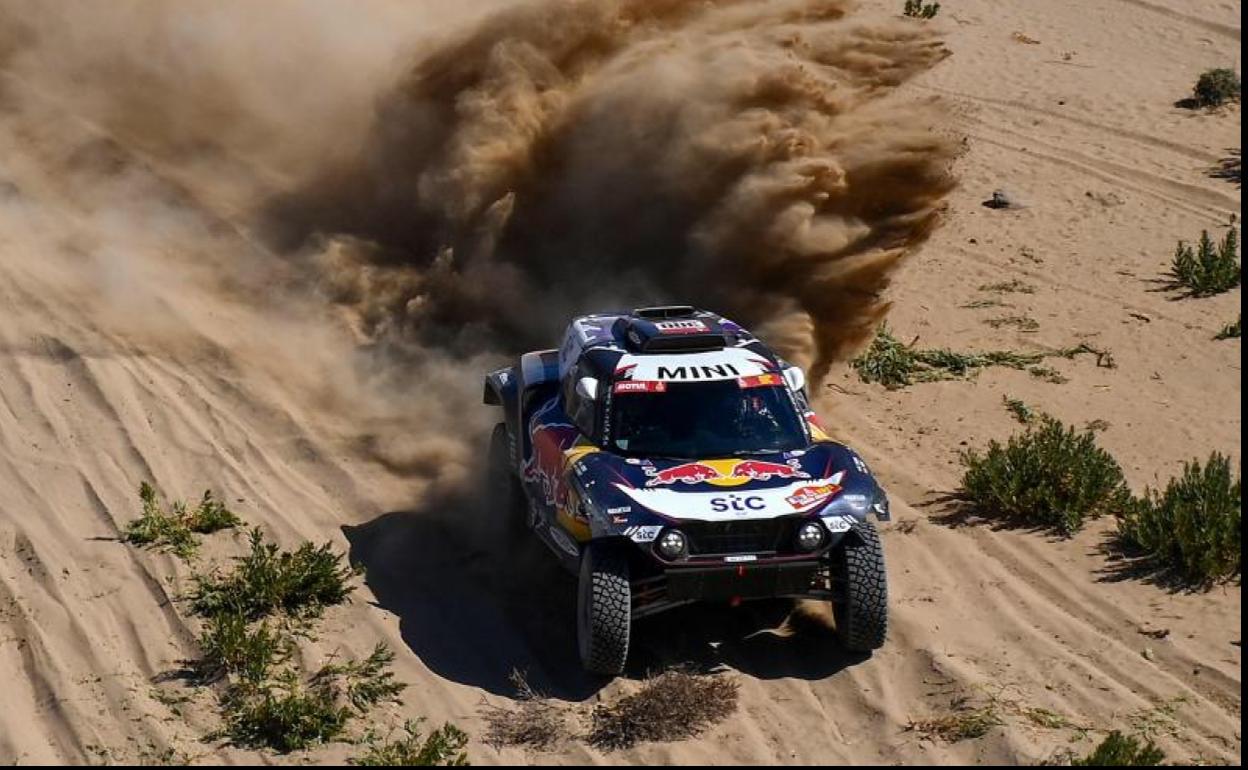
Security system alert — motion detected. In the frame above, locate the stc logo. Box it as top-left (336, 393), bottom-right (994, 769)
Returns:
top-left (710, 494), bottom-right (766, 513)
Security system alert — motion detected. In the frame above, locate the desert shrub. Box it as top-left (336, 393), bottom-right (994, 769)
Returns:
top-left (587, 669), bottom-right (738, 750)
top-left (1072, 731), bottom-right (1164, 766)
top-left (123, 482), bottom-right (240, 559)
top-left (1169, 228), bottom-right (1240, 297)
top-left (220, 669), bottom-right (351, 752)
top-left (352, 720), bottom-right (469, 766)
top-left (903, 0), bottom-right (940, 19)
top-left (1192, 68), bottom-right (1240, 108)
top-left (985, 315), bottom-right (1040, 331)
top-left (191, 528), bottom-right (356, 620)
top-left (906, 705), bottom-right (1002, 742)
top-left (1002, 396), bottom-right (1037, 424)
top-left (1214, 315), bottom-right (1240, 339)
top-left (197, 612), bottom-right (288, 685)
top-left (1117, 453), bottom-right (1240, 585)
top-left (979, 279), bottom-right (1035, 294)
top-left (958, 416), bottom-right (1132, 535)
top-left (853, 325), bottom-right (1106, 389)
top-left (482, 670), bottom-right (568, 750)
top-left (313, 644), bottom-right (408, 713)
top-left (220, 644), bottom-right (405, 753)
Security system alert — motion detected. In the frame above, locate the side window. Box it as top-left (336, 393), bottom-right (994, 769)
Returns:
top-left (562, 364), bottom-right (597, 441)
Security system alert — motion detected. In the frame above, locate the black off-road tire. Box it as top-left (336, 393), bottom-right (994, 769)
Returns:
top-left (488, 423), bottom-right (526, 529)
top-left (831, 520), bottom-right (888, 652)
top-left (577, 542), bottom-right (631, 676)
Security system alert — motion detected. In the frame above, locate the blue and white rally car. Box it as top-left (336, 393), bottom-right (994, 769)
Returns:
top-left (484, 306), bottom-right (889, 675)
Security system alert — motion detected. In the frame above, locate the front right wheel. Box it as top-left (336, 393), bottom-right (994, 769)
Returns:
top-left (831, 520), bottom-right (888, 652)
top-left (577, 542), bottom-right (631, 676)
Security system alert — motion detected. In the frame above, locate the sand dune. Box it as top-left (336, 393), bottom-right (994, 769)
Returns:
top-left (0, 0), bottom-right (1239, 764)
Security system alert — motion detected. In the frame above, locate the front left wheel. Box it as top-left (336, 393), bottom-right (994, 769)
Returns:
top-left (577, 542), bottom-right (631, 676)
top-left (831, 520), bottom-right (888, 652)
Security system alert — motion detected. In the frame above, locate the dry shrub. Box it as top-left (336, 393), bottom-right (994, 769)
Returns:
top-left (481, 670), bottom-right (569, 751)
top-left (587, 669), bottom-right (738, 750)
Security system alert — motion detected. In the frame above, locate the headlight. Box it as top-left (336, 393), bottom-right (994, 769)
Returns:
top-left (796, 521), bottom-right (826, 552)
top-left (655, 528), bottom-right (688, 560)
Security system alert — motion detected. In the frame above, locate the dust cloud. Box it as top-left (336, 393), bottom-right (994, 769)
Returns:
top-left (0, 0), bottom-right (957, 488)
top-left (268, 0), bottom-right (959, 378)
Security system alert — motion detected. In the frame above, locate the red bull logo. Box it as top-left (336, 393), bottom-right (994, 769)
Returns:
top-left (645, 462), bottom-right (720, 486)
top-left (731, 459), bottom-right (809, 481)
top-left (523, 421), bottom-right (581, 507)
top-left (644, 458), bottom-right (809, 487)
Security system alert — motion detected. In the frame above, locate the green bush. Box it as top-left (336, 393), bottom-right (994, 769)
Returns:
top-left (1002, 396), bottom-right (1037, 424)
top-left (1072, 731), bottom-right (1164, 766)
top-left (221, 669), bottom-right (352, 752)
top-left (123, 482), bottom-right (241, 559)
top-left (903, 0), bottom-right (940, 19)
top-left (1117, 453), bottom-right (1241, 586)
top-left (1169, 228), bottom-right (1240, 297)
top-left (853, 325), bottom-right (1108, 390)
top-left (220, 644), bottom-right (406, 753)
top-left (351, 720), bottom-right (470, 766)
top-left (313, 644), bottom-right (407, 713)
top-left (197, 612), bottom-right (288, 685)
top-left (1193, 68), bottom-right (1240, 108)
top-left (191, 528), bottom-right (356, 620)
top-left (958, 417), bottom-right (1132, 535)
top-left (1214, 315), bottom-right (1240, 340)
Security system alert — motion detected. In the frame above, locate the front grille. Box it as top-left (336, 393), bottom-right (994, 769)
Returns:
top-left (683, 519), bottom-right (792, 556)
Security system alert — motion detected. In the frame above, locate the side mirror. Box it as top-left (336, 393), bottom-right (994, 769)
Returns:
top-left (576, 376), bottom-right (600, 402)
top-left (783, 364), bottom-right (803, 394)
top-left (783, 365), bottom-right (806, 394)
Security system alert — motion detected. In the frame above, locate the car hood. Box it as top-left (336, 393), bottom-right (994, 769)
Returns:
top-left (573, 443), bottom-right (875, 522)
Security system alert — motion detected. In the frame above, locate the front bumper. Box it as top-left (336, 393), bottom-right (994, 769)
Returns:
top-left (631, 556), bottom-right (831, 619)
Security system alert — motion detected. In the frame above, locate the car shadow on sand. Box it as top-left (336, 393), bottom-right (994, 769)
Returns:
top-left (344, 489), bottom-right (867, 701)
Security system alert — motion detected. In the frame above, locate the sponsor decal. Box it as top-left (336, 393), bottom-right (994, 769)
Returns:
top-left (624, 525), bottom-right (663, 543)
top-left (644, 458), bottom-right (810, 488)
top-left (615, 473), bottom-right (847, 521)
top-left (522, 402), bottom-right (581, 508)
top-left (606, 506), bottom-right (632, 515)
top-left (737, 373), bottom-right (783, 389)
top-left (822, 515), bottom-right (854, 533)
top-left (724, 554), bottom-right (757, 563)
top-left (656, 363), bottom-right (740, 381)
top-left (710, 494), bottom-right (766, 513)
top-left (548, 526), bottom-right (581, 558)
top-left (655, 319), bottom-right (709, 334)
top-left (803, 411), bottom-right (832, 441)
top-left (785, 478), bottom-right (845, 509)
top-left (612, 515), bottom-right (630, 524)
top-left (850, 452), bottom-right (870, 474)
top-left (615, 349), bottom-right (769, 383)
top-left (613, 380), bottom-right (667, 394)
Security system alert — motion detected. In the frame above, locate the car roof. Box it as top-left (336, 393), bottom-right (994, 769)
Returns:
top-left (557, 307), bottom-right (781, 384)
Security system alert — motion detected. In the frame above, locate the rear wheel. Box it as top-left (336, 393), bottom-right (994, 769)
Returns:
top-left (831, 520), bottom-right (888, 652)
top-left (577, 542), bottom-right (631, 676)
top-left (488, 423), bottom-right (526, 529)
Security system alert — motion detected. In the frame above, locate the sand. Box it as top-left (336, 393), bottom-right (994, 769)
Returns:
top-left (0, 0), bottom-right (1240, 765)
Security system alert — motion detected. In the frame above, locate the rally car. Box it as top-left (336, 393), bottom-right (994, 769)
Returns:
top-left (484, 306), bottom-right (889, 675)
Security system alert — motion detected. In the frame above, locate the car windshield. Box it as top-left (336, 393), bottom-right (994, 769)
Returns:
top-left (610, 381), bottom-right (808, 458)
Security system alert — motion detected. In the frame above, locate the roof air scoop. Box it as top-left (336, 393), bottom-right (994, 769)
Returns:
top-left (632, 305), bottom-right (696, 320)
top-left (620, 311), bottom-right (729, 353)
